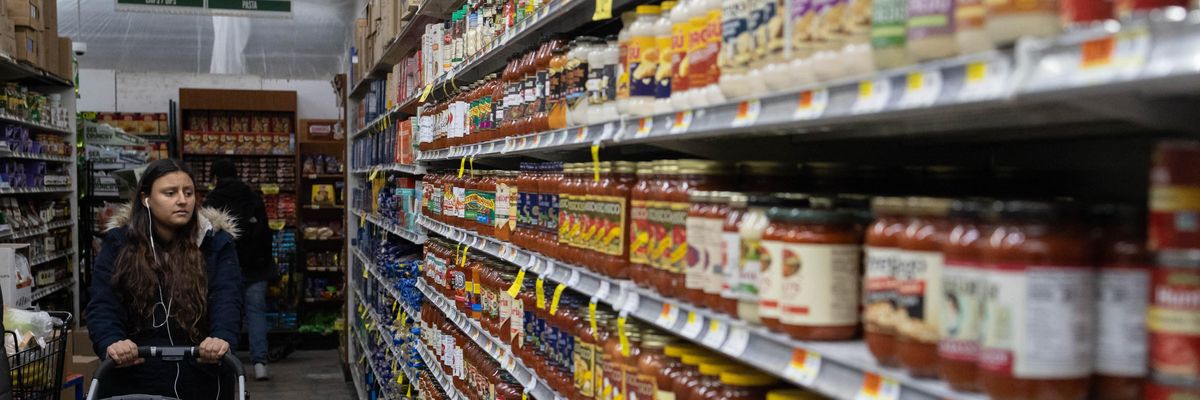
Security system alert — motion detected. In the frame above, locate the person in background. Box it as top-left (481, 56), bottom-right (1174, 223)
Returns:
top-left (203, 159), bottom-right (277, 381)
top-left (86, 159), bottom-right (242, 399)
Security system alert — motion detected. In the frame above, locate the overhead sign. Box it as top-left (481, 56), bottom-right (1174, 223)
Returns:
top-left (115, 0), bottom-right (292, 17)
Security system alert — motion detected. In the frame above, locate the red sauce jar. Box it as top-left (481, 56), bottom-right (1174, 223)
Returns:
top-left (896, 197), bottom-right (953, 378)
top-left (979, 200), bottom-right (1093, 400)
top-left (1150, 140), bottom-right (1200, 251)
top-left (685, 191), bottom-right (720, 306)
top-left (1090, 204), bottom-right (1150, 400)
top-left (864, 196), bottom-right (906, 367)
top-left (937, 199), bottom-right (990, 391)
top-left (647, 160), bottom-right (681, 295)
top-left (702, 192), bottom-right (734, 312)
top-left (712, 371), bottom-right (779, 400)
top-left (1149, 250), bottom-right (1200, 391)
top-left (630, 161), bottom-right (657, 289)
top-left (716, 193), bottom-right (749, 316)
top-left (559, 163), bottom-right (582, 267)
top-left (776, 207), bottom-right (863, 341)
top-left (602, 162), bottom-right (636, 280)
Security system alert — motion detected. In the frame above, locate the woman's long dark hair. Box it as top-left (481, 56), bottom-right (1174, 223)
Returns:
top-left (111, 159), bottom-right (210, 342)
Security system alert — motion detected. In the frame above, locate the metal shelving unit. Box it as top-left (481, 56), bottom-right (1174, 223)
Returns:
top-left (350, 208), bottom-right (427, 244)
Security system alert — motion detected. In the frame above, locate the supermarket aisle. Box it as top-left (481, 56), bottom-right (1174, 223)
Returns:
top-left (242, 350), bottom-right (355, 399)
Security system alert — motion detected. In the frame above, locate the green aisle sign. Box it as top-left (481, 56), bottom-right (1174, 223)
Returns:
top-left (116, 0), bottom-right (205, 9)
top-left (115, 0), bottom-right (291, 16)
top-left (208, 0), bottom-right (292, 13)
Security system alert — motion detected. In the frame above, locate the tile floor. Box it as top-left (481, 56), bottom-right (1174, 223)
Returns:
top-left (240, 349), bottom-right (356, 400)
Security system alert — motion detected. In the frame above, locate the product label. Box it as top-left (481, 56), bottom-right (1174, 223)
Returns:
top-left (632, 373), bottom-right (657, 400)
top-left (906, 0), bottom-right (955, 40)
top-left (647, 201), bottom-right (689, 273)
top-left (630, 35), bottom-right (659, 97)
top-left (955, 0), bottom-right (986, 29)
top-left (591, 195), bottom-right (627, 256)
top-left (567, 58), bottom-right (590, 112)
top-left (571, 195), bottom-right (589, 249)
top-left (687, 14), bottom-right (720, 89)
top-left (864, 246), bottom-right (900, 333)
top-left (713, 231), bottom-right (741, 297)
top-left (759, 239), bottom-right (786, 320)
top-left (979, 264), bottom-right (1095, 379)
top-left (686, 216), bottom-right (719, 292)
top-left (464, 187), bottom-right (480, 223)
top-left (575, 340), bottom-right (596, 396)
top-left (722, 1), bottom-right (753, 74)
top-left (535, 70), bottom-right (549, 113)
top-left (870, 0), bottom-right (907, 49)
top-left (560, 193), bottom-right (574, 245)
top-left (499, 289), bottom-right (513, 332)
top-left (506, 80), bottom-right (525, 122)
top-left (496, 183), bottom-right (512, 230)
top-left (1149, 185), bottom-right (1200, 250)
top-left (1148, 266), bottom-right (1200, 386)
top-left (1096, 266), bottom-right (1149, 377)
top-left (762, 0), bottom-right (786, 61)
top-left (511, 294), bottom-right (525, 347)
top-left (655, 34), bottom-right (674, 99)
top-left (778, 243), bottom-right (862, 326)
top-left (736, 237), bottom-right (764, 301)
top-left (630, 199), bottom-right (651, 265)
top-left (617, 41), bottom-right (632, 101)
top-left (985, 0), bottom-right (1056, 16)
top-left (895, 250), bottom-right (945, 341)
top-left (451, 270), bottom-right (467, 305)
top-left (938, 260), bottom-right (984, 362)
top-left (588, 64), bottom-right (607, 105)
top-left (670, 22), bottom-right (690, 93)
top-left (482, 284), bottom-right (498, 321)
top-left (548, 192), bottom-right (560, 234)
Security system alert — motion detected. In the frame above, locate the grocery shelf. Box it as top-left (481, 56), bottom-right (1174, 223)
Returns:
top-left (90, 162), bottom-right (143, 171)
top-left (416, 279), bottom-right (563, 400)
top-left (0, 151), bottom-right (73, 162)
top-left (418, 216), bottom-right (984, 400)
top-left (419, 11), bottom-right (1200, 163)
top-left (356, 278), bottom-right (463, 400)
top-left (181, 152), bottom-right (295, 157)
top-left (0, 54), bottom-right (73, 87)
top-left (32, 279), bottom-right (74, 302)
top-left (0, 187), bottom-right (74, 196)
top-left (349, 0), bottom-right (458, 100)
top-left (351, 163), bottom-right (426, 176)
top-left (351, 208), bottom-right (427, 244)
top-left (353, 106), bottom-right (404, 139)
top-left (5, 220), bottom-right (74, 240)
top-left (30, 250), bottom-right (74, 267)
top-left (352, 296), bottom-right (411, 400)
top-left (349, 340), bottom-right (370, 400)
top-left (301, 174), bottom-right (346, 180)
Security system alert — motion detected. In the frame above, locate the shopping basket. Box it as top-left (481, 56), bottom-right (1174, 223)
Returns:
top-left (85, 346), bottom-right (246, 400)
top-left (6, 311), bottom-right (73, 400)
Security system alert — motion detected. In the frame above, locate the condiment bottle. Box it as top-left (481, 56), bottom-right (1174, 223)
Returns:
top-left (633, 332), bottom-right (675, 400)
top-left (1148, 251), bottom-right (1200, 398)
top-left (565, 39), bottom-right (593, 127)
top-left (1090, 204), bottom-right (1149, 400)
top-left (685, 191), bottom-right (721, 306)
top-left (755, 0), bottom-right (790, 92)
top-left (548, 46), bottom-right (569, 130)
top-left (573, 301), bottom-right (599, 399)
top-left (669, 0), bottom-right (695, 112)
top-left (864, 197), bottom-right (906, 367)
top-left (616, 11), bottom-right (640, 117)
top-left (599, 162), bottom-right (636, 279)
top-left (716, 193), bottom-right (749, 316)
top-left (628, 5), bottom-right (662, 117)
top-left (654, 1), bottom-right (678, 114)
top-left (689, 363), bottom-right (738, 400)
top-left (895, 197), bottom-right (953, 377)
top-left (937, 199), bottom-right (989, 391)
top-left (979, 200), bottom-right (1093, 400)
top-left (870, 0), bottom-right (915, 69)
top-left (906, 0), bottom-right (959, 61)
top-left (718, 0), bottom-right (755, 100)
top-left (759, 195), bottom-right (811, 332)
top-left (630, 161), bottom-right (657, 289)
top-left (955, 0), bottom-right (995, 54)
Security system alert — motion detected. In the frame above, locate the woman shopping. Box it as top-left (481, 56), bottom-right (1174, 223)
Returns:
top-left (86, 159), bottom-right (244, 399)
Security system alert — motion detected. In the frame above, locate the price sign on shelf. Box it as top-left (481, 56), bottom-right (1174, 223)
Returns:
top-left (720, 326), bottom-right (750, 356)
top-left (670, 111), bottom-right (693, 134)
top-left (897, 69), bottom-right (943, 109)
top-left (793, 88), bottom-right (829, 120)
top-left (1080, 36), bottom-right (1116, 70)
top-left (656, 303), bottom-right (680, 328)
top-left (680, 312), bottom-right (704, 338)
top-left (532, 134), bottom-right (543, 148)
top-left (855, 373), bottom-right (900, 400)
top-left (783, 349), bottom-right (822, 386)
top-left (851, 78), bottom-right (891, 114)
top-left (556, 130), bottom-right (569, 145)
top-left (959, 58), bottom-right (1011, 101)
top-left (575, 126), bottom-right (589, 143)
top-left (518, 136), bottom-right (529, 150)
top-left (634, 117), bottom-right (653, 138)
top-left (701, 319), bottom-right (729, 348)
top-left (733, 99), bottom-right (761, 127)
top-left (1074, 28), bottom-right (1150, 85)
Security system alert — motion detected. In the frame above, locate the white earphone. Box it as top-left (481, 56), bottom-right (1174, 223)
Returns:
top-left (146, 194), bottom-right (183, 399)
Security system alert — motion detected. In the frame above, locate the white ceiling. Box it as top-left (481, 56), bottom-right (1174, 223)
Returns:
top-left (57, 0), bottom-right (356, 80)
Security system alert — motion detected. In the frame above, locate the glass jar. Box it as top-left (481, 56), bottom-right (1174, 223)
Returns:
top-left (712, 371), bottom-right (778, 400)
top-left (632, 332), bottom-right (673, 400)
top-left (734, 194), bottom-right (779, 324)
top-left (630, 161), bottom-right (657, 288)
top-left (778, 207), bottom-right (863, 341)
top-left (937, 199), bottom-right (989, 392)
top-left (896, 197), bottom-right (953, 377)
top-left (647, 160), bottom-right (680, 295)
top-left (1091, 204), bottom-right (1149, 400)
top-left (979, 200), bottom-right (1092, 400)
top-left (864, 196), bottom-right (906, 367)
top-left (717, 193), bottom-right (749, 316)
top-left (602, 161), bottom-right (636, 280)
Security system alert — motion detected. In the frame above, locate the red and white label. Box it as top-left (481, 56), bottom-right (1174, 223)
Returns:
top-left (1096, 266), bottom-right (1149, 377)
top-left (938, 260), bottom-right (984, 362)
top-left (779, 244), bottom-right (862, 326)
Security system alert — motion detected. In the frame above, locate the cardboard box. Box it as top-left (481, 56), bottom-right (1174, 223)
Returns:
top-left (380, 0), bottom-right (396, 44)
top-left (0, 18), bottom-right (15, 57)
top-left (40, 28), bottom-right (54, 71)
top-left (60, 355), bottom-right (99, 400)
top-left (39, 0), bottom-right (52, 31)
top-left (5, 0), bottom-right (41, 31)
top-left (0, 243), bottom-right (32, 308)
top-left (56, 36), bottom-right (69, 79)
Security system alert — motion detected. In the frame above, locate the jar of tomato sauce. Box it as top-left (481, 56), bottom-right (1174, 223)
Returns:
top-left (668, 160), bottom-right (730, 295)
top-left (630, 161), bottom-right (658, 289)
top-left (1090, 204), bottom-right (1150, 400)
top-left (701, 192), bottom-right (734, 311)
top-left (558, 163), bottom-right (580, 267)
top-left (597, 162), bottom-right (636, 279)
top-left (979, 200), bottom-right (1093, 400)
top-left (632, 332), bottom-right (674, 400)
top-left (864, 196), bottom-right (906, 367)
top-left (938, 199), bottom-right (990, 391)
top-left (689, 363), bottom-right (738, 400)
top-left (713, 371), bottom-right (779, 400)
top-left (715, 193), bottom-right (749, 316)
top-left (647, 160), bottom-right (681, 295)
top-left (759, 195), bottom-right (811, 332)
top-left (582, 162), bottom-right (613, 273)
top-left (777, 207), bottom-right (862, 341)
top-left (734, 194), bottom-right (781, 324)
top-left (686, 191), bottom-right (719, 306)
top-left (1149, 250), bottom-right (1200, 392)
top-left (896, 197), bottom-right (953, 377)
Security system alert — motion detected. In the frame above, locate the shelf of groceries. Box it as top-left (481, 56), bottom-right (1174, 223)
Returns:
top-left (413, 9), bottom-right (1200, 162)
top-left (352, 207), bottom-right (429, 244)
top-left (418, 215), bottom-right (973, 400)
top-left (351, 163), bottom-right (427, 176)
top-left (31, 278), bottom-right (74, 302)
top-left (351, 290), bottom-right (418, 400)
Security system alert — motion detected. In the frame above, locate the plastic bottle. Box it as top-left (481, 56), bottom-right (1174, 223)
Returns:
top-left (719, 0), bottom-right (754, 100)
top-left (669, 0), bottom-right (695, 112)
top-left (615, 11), bottom-right (639, 117)
top-left (654, 1), bottom-right (678, 114)
top-left (628, 5), bottom-right (662, 117)
top-left (697, 0), bottom-right (728, 106)
top-left (747, 0), bottom-right (780, 94)
top-left (565, 39), bottom-right (593, 127)
top-left (870, 0), bottom-right (915, 69)
top-left (841, 0), bottom-right (878, 77)
top-left (601, 37), bottom-right (621, 122)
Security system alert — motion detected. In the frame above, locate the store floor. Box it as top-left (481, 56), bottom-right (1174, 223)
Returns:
top-left (240, 349), bottom-right (355, 399)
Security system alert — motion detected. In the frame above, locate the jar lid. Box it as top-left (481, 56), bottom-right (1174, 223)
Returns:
top-left (790, 208), bottom-right (858, 225)
top-left (719, 371), bottom-right (779, 386)
top-left (613, 161), bottom-right (636, 174)
top-left (766, 389), bottom-right (823, 400)
top-left (663, 344), bottom-right (700, 357)
top-left (657, 160), bottom-right (680, 174)
top-left (871, 196), bottom-right (907, 215)
top-left (661, 1), bottom-right (677, 10)
top-left (635, 161), bottom-right (655, 175)
top-left (640, 331), bottom-right (673, 348)
top-left (681, 353), bottom-right (721, 366)
top-left (636, 5), bottom-right (661, 14)
top-left (907, 197), bottom-right (953, 217)
top-left (698, 363), bottom-right (735, 376)
top-left (689, 190), bottom-right (714, 203)
top-left (729, 192), bottom-right (749, 208)
top-left (1158, 249), bottom-right (1200, 268)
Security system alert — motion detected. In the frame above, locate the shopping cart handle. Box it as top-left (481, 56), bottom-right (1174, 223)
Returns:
top-left (137, 346), bottom-right (198, 360)
top-left (89, 346), bottom-right (246, 400)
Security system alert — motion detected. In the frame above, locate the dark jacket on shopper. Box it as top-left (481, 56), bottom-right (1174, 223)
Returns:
top-left (203, 176), bottom-right (278, 283)
top-left (0, 287), bottom-right (10, 400)
top-left (86, 205), bottom-right (242, 400)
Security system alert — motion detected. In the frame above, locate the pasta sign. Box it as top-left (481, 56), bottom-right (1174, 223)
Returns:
top-left (115, 0), bottom-right (292, 17)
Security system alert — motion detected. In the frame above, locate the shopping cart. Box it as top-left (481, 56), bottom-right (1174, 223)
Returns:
top-left (6, 311), bottom-right (72, 400)
top-left (85, 346), bottom-right (246, 400)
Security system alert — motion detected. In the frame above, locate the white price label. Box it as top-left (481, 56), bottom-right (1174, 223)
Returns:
top-left (621, 291), bottom-right (639, 313)
top-left (525, 373), bottom-right (538, 390)
top-left (634, 117), bottom-right (653, 138)
top-left (670, 111), bottom-right (693, 134)
top-left (721, 326), bottom-right (750, 356)
top-left (851, 78), bottom-right (892, 114)
top-left (489, 141), bottom-right (497, 153)
top-left (656, 303), bottom-right (680, 328)
top-left (594, 281), bottom-right (611, 301)
top-left (783, 350), bottom-right (824, 386)
top-left (574, 126), bottom-right (589, 143)
top-left (501, 138), bottom-right (513, 153)
top-left (855, 373), bottom-right (900, 400)
top-left (732, 100), bottom-right (761, 127)
top-left (959, 58), bottom-right (1011, 101)
top-left (542, 262), bottom-right (557, 280)
top-left (566, 270), bottom-right (581, 287)
top-left (680, 312), bottom-right (704, 338)
top-left (556, 130), bottom-right (569, 145)
top-left (897, 70), bottom-right (943, 109)
top-left (793, 88), bottom-right (829, 120)
top-left (600, 122), bottom-right (616, 141)
top-left (701, 319), bottom-right (729, 348)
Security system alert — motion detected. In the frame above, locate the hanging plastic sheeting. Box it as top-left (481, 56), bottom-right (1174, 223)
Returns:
top-left (55, 0), bottom-right (355, 80)
top-left (210, 15), bottom-right (250, 75)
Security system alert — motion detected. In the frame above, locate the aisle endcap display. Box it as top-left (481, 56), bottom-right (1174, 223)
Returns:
top-left (352, 207), bottom-right (428, 244)
top-left (417, 11), bottom-right (1200, 163)
top-left (417, 215), bottom-right (984, 400)
top-left (351, 163), bottom-right (427, 176)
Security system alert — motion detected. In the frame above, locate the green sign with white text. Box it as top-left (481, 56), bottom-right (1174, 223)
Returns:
top-left (116, 0), bottom-right (205, 10)
top-left (207, 0), bottom-right (291, 13)
top-left (115, 0), bottom-right (291, 16)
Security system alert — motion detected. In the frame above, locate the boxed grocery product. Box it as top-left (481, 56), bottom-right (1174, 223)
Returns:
top-left (40, 28), bottom-right (55, 72)
top-left (14, 27), bottom-right (40, 66)
top-left (39, 0), bottom-right (52, 31)
top-left (0, 243), bottom-right (32, 308)
top-left (380, 0), bottom-right (396, 45)
top-left (255, 134), bottom-right (272, 154)
top-left (55, 37), bottom-right (70, 79)
top-left (0, 20), bottom-right (14, 57)
top-left (219, 133), bottom-right (237, 154)
top-left (5, 0), bottom-right (41, 31)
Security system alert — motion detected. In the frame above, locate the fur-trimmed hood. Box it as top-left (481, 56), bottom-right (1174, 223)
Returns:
top-left (104, 203), bottom-right (240, 246)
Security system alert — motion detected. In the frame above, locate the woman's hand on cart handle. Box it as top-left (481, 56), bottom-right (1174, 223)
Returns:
top-left (107, 340), bottom-right (143, 368)
top-left (198, 337), bottom-right (230, 364)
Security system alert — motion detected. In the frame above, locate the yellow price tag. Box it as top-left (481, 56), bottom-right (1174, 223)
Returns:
top-left (591, 143), bottom-right (601, 182)
top-left (260, 184), bottom-right (280, 195)
top-left (592, 0), bottom-right (612, 20)
top-left (419, 84), bottom-right (434, 102)
top-left (362, 265), bottom-right (369, 278)
top-left (906, 72), bottom-right (923, 90)
top-left (458, 157), bottom-right (467, 178)
top-left (469, 155), bottom-right (475, 176)
top-left (359, 215), bottom-right (365, 228)
top-left (966, 62), bottom-right (986, 83)
top-left (548, 284), bottom-right (567, 314)
top-left (507, 268), bottom-right (526, 298)
top-left (617, 316), bottom-right (630, 356)
top-left (459, 245), bottom-right (469, 267)
top-left (369, 167), bottom-right (380, 181)
top-left (858, 80), bottom-right (873, 98)
top-left (588, 301), bottom-right (599, 338)
top-left (536, 278), bottom-right (546, 309)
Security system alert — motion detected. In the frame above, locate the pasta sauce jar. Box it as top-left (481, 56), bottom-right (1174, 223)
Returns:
top-left (777, 207), bottom-right (863, 341)
top-left (979, 200), bottom-right (1093, 400)
top-left (938, 199), bottom-right (990, 391)
top-left (1091, 204), bottom-right (1150, 400)
top-left (896, 197), bottom-right (953, 378)
top-left (1149, 250), bottom-right (1200, 393)
top-left (864, 196), bottom-right (907, 367)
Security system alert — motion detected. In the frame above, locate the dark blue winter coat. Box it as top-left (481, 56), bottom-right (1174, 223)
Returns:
top-left (85, 205), bottom-right (243, 399)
